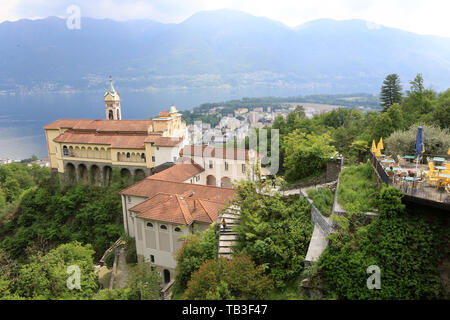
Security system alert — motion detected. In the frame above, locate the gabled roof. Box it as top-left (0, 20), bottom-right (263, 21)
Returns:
top-left (148, 162), bottom-right (204, 182)
top-left (153, 136), bottom-right (183, 147)
top-left (53, 130), bottom-right (149, 149)
top-left (44, 119), bottom-right (153, 132)
top-left (120, 178), bottom-right (234, 202)
top-left (130, 192), bottom-right (228, 225)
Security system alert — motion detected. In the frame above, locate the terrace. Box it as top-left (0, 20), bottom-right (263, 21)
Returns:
top-left (369, 152), bottom-right (450, 210)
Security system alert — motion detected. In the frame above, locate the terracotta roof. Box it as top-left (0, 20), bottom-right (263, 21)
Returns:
top-left (130, 192), bottom-right (228, 225)
top-left (148, 162), bottom-right (204, 182)
top-left (154, 136), bottom-right (183, 147)
top-left (120, 178), bottom-right (234, 203)
top-left (180, 145), bottom-right (255, 160)
top-left (144, 134), bottom-right (163, 143)
top-left (44, 119), bottom-right (153, 132)
top-left (158, 111), bottom-right (171, 118)
top-left (53, 131), bottom-right (148, 149)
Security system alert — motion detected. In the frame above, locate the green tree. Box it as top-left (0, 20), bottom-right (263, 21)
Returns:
top-left (174, 223), bottom-right (218, 292)
top-left (183, 255), bottom-right (274, 300)
top-left (126, 263), bottom-right (161, 300)
top-left (283, 131), bottom-right (336, 183)
top-left (350, 140), bottom-right (368, 163)
top-left (380, 74), bottom-right (402, 111)
top-left (432, 89), bottom-right (450, 129)
top-left (14, 242), bottom-right (98, 299)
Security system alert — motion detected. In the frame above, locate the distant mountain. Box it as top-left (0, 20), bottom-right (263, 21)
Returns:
top-left (1, 9), bottom-right (449, 94)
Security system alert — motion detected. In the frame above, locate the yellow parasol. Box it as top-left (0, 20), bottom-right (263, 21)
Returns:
top-left (377, 137), bottom-right (384, 151)
top-left (371, 140), bottom-right (377, 153)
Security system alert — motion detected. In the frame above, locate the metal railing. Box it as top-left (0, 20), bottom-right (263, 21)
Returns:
top-left (369, 152), bottom-right (449, 204)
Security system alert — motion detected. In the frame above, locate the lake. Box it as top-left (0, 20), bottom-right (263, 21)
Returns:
top-left (0, 86), bottom-right (303, 159)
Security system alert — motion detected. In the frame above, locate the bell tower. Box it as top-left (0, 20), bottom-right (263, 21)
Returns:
top-left (104, 76), bottom-right (121, 120)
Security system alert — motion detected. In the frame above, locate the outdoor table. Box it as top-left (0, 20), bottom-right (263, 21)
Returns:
top-left (438, 173), bottom-right (450, 179)
top-left (403, 155), bottom-right (415, 163)
top-left (381, 159), bottom-right (395, 163)
top-left (433, 157), bottom-right (446, 162)
top-left (435, 166), bottom-right (447, 171)
top-left (403, 177), bottom-right (420, 181)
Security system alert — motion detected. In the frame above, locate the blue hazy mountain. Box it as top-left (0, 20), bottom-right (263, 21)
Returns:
top-left (1, 9), bottom-right (450, 94)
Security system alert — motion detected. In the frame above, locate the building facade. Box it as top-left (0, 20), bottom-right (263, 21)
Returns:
top-left (43, 80), bottom-right (187, 186)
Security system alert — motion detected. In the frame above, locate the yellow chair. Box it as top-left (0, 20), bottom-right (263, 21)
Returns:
top-left (429, 162), bottom-right (435, 171)
top-left (428, 170), bottom-right (438, 187)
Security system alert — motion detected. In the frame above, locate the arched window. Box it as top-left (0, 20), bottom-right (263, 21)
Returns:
top-left (160, 225), bottom-right (167, 230)
top-left (146, 222), bottom-right (153, 228)
top-left (141, 153), bottom-right (146, 162)
top-left (63, 146), bottom-right (69, 156)
top-left (174, 227), bottom-right (181, 232)
top-left (126, 152), bottom-right (130, 159)
top-left (108, 110), bottom-right (113, 120)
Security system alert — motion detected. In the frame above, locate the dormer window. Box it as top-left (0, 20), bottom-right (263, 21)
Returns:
top-left (146, 222), bottom-right (153, 228)
top-left (160, 225), bottom-right (167, 230)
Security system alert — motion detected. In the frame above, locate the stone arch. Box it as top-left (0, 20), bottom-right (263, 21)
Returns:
top-left (93, 147), bottom-right (99, 159)
top-left (206, 175), bottom-right (216, 186)
top-left (87, 147), bottom-right (93, 159)
top-left (126, 152), bottom-right (131, 161)
top-left (81, 147), bottom-right (86, 158)
top-left (103, 166), bottom-right (112, 186)
top-left (65, 163), bottom-right (76, 184)
top-left (221, 177), bottom-right (233, 188)
top-left (74, 146), bottom-right (80, 157)
top-left (78, 164), bottom-right (89, 184)
top-left (134, 169), bottom-right (145, 181)
top-left (68, 146), bottom-right (74, 156)
top-left (120, 168), bottom-right (131, 182)
top-left (140, 153), bottom-right (146, 162)
top-left (100, 148), bottom-right (106, 159)
top-left (90, 165), bottom-right (101, 186)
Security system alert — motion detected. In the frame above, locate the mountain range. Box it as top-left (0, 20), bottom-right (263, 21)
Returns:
top-left (1, 9), bottom-right (450, 94)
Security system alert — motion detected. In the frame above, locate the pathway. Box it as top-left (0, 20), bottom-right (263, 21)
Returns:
top-left (218, 206), bottom-right (240, 259)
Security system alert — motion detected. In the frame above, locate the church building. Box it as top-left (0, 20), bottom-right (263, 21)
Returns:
top-left (43, 78), bottom-right (187, 186)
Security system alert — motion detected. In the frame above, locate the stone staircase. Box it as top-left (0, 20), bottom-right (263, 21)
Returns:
top-left (218, 206), bottom-right (240, 259)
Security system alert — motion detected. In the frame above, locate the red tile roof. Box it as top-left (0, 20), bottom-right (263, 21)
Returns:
top-left (158, 111), bottom-right (171, 118)
top-left (53, 131), bottom-right (149, 149)
top-left (44, 119), bottom-right (153, 132)
top-left (148, 162), bottom-right (204, 182)
top-left (120, 178), bottom-right (234, 203)
top-left (180, 145), bottom-right (256, 160)
top-left (130, 192), bottom-right (229, 225)
top-left (153, 136), bottom-right (183, 147)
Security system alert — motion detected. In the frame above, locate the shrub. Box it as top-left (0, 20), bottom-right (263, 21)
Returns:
top-left (105, 251), bottom-right (115, 269)
top-left (307, 188), bottom-right (334, 217)
top-left (183, 255), bottom-right (274, 300)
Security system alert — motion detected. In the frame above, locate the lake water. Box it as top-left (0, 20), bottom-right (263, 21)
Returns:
top-left (0, 86), bottom-right (301, 159)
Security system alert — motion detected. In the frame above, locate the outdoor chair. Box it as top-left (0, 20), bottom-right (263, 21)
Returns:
top-left (397, 155), bottom-right (406, 166)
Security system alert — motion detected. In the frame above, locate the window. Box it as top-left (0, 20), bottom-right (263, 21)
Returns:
top-left (242, 164), bottom-right (246, 173)
top-left (209, 160), bottom-right (213, 169)
top-left (126, 152), bottom-right (130, 159)
top-left (196, 176), bottom-right (200, 182)
top-left (174, 227), bottom-right (181, 232)
top-left (152, 156), bottom-right (155, 162)
top-left (127, 196), bottom-right (131, 203)
top-left (160, 224), bottom-right (167, 230)
top-left (157, 147), bottom-right (159, 151)
top-left (150, 255), bottom-right (155, 263)
top-left (146, 222), bottom-right (153, 228)
top-left (225, 162), bottom-right (229, 171)
top-left (141, 154), bottom-right (146, 161)
top-left (63, 146), bottom-right (69, 156)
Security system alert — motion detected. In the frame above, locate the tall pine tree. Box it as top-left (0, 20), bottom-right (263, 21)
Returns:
top-left (380, 74), bottom-right (402, 111)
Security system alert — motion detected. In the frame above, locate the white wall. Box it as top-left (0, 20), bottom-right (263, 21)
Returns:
top-left (154, 145), bottom-right (182, 166)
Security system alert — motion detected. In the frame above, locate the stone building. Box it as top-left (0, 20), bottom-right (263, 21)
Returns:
top-left (120, 163), bottom-right (235, 284)
top-left (43, 79), bottom-right (187, 186)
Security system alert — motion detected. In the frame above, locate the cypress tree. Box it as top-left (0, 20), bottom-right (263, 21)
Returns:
top-left (380, 74), bottom-right (402, 111)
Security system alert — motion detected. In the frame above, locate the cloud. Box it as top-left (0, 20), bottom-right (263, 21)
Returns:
top-left (1, 0), bottom-right (450, 37)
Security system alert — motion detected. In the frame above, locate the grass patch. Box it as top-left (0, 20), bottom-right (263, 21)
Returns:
top-left (306, 188), bottom-right (334, 217)
top-left (337, 162), bottom-right (379, 214)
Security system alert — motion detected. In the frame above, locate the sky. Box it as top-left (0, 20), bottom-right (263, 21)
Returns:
top-left (1, 0), bottom-right (450, 37)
